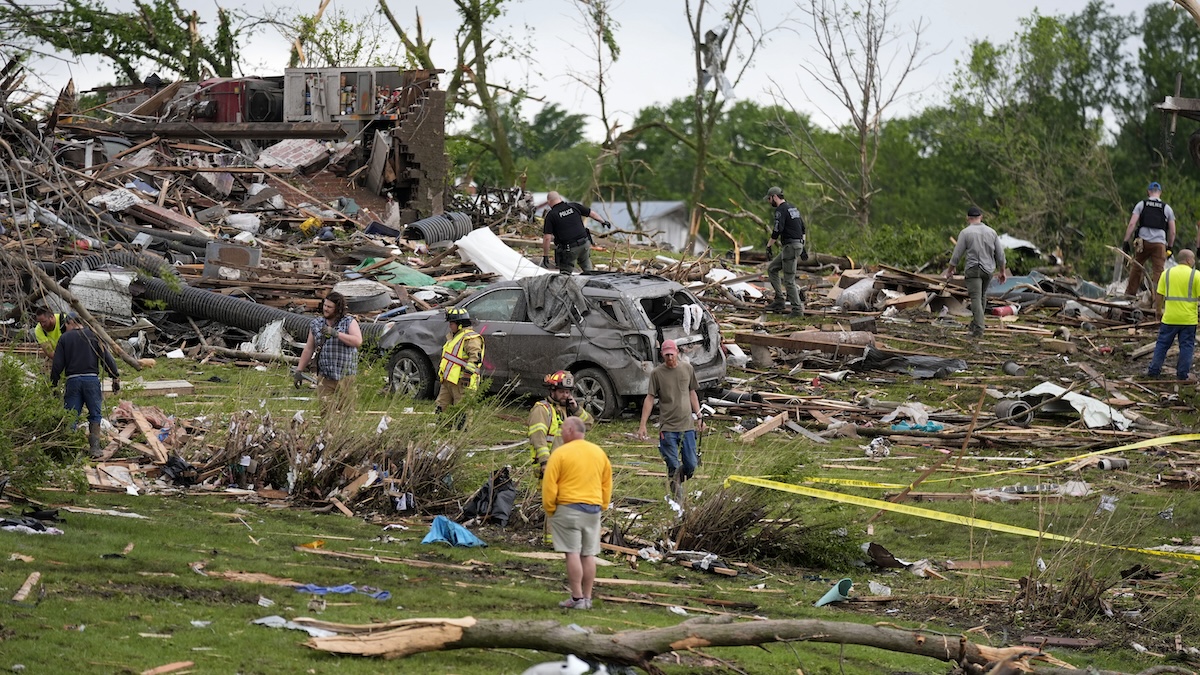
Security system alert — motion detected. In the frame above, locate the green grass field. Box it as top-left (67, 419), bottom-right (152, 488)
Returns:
top-left (2, 330), bottom-right (1198, 674)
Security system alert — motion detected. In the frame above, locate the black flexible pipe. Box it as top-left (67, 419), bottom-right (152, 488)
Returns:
top-left (60, 251), bottom-right (179, 280)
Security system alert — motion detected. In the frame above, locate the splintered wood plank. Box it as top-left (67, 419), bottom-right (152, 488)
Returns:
top-left (740, 411), bottom-right (788, 443)
top-left (131, 409), bottom-right (169, 464)
top-left (12, 571), bottom-right (40, 602)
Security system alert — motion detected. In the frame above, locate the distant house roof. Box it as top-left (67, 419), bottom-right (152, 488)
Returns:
top-left (589, 201), bottom-right (688, 228)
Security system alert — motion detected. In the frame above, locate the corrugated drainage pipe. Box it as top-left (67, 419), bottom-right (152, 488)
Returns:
top-left (60, 251), bottom-right (180, 281)
top-left (134, 276), bottom-right (386, 343)
top-left (401, 212), bottom-right (474, 245)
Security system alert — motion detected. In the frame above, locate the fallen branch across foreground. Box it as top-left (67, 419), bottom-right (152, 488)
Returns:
top-left (295, 615), bottom-right (1194, 674)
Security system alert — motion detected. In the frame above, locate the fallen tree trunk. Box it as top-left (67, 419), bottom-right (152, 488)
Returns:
top-left (303, 615), bottom-right (1090, 674)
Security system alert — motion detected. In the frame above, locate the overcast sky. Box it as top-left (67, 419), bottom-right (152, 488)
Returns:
top-left (35, 0), bottom-right (1175, 137)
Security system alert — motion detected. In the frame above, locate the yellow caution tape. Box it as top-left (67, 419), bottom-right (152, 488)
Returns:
top-left (799, 434), bottom-right (1200, 491)
top-left (725, 475), bottom-right (1200, 562)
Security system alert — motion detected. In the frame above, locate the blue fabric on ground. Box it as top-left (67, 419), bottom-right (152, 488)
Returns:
top-left (421, 514), bottom-right (487, 547)
top-left (890, 420), bottom-right (945, 432)
top-left (294, 583), bottom-right (391, 601)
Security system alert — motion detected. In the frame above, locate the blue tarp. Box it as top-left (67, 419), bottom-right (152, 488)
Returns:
top-left (421, 514), bottom-right (487, 547)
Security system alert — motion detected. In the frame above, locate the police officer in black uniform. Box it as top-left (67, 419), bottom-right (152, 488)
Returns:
top-left (541, 191), bottom-right (610, 274)
top-left (1121, 181), bottom-right (1177, 297)
top-left (764, 186), bottom-right (808, 316)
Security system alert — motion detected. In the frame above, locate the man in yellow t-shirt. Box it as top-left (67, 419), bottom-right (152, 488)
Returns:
top-left (34, 308), bottom-right (65, 359)
top-left (1147, 249), bottom-right (1200, 380)
top-left (542, 416), bottom-right (611, 610)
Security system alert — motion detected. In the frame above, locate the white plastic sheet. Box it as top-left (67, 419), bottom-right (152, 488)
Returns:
top-left (454, 227), bottom-right (552, 280)
top-left (1021, 382), bottom-right (1131, 430)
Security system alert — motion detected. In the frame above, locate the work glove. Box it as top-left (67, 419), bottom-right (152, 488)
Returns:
top-left (766, 244), bottom-right (774, 259)
top-left (800, 248), bottom-right (810, 261)
top-left (293, 369), bottom-right (305, 388)
top-left (565, 396), bottom-right (580, 416)
top-left (112, 378), bottom-right (120, 393)
top-left (536, 459), bottom-right (548, 479)
top-left (602, 221), bottom-right (612, 229)
top-left (322, 325), bottom-right (338, 339)
top-left (1121, 240), bottom-right (1131, 254)
top-left (540, 256), bottom-right (551, 268)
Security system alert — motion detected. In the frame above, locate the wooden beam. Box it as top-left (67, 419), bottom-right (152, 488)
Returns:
top-left (60, 121), bottom-right (347, 140)
top-left (734, 331), bottom-right (869, 357)
top-left (739, 411), bottom-right (787, 443)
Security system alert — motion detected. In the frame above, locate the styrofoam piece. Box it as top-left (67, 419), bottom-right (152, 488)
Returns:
top-left (455, 227), bottom-right (552, 280)
top-left (87, 188), bottom-right (143, 212)
top-left (226, 213), bottom-right (262, 234)
top-left (239, 318), bottom-right (286, 356)
top-left (69, 269), bottom-right (135, 318)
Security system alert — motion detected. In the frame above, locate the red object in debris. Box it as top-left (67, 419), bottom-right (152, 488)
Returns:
top-left (991, 304), bottom-right (1019, 316)
top-left (74, 239), bottom-right (90, 250)
top-left (1098, 346), bottom-right (1113, 354)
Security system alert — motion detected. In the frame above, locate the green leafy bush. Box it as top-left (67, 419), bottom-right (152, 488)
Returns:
top-left (0, 354), bottom-right (86, 493)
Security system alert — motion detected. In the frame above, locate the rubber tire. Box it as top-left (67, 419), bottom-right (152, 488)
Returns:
top-left (387, 348), bottom-right (434, 399)
top-left (573, 367), bottom-right (618, 420)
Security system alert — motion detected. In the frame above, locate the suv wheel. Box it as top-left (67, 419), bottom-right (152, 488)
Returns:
top-left (574, 367), bottom-right (618, 420)
top-left (387, 348), bottom-right (434, 399)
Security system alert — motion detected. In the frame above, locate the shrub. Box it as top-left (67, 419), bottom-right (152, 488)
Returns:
top-left (0, 353), bottom-right (87, 493)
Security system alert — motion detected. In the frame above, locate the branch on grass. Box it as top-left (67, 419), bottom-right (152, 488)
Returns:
top-left (304, 615), bottom-right (1092, 675)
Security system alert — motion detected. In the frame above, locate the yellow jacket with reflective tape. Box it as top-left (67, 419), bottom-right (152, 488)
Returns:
top-left (1158, 264), bottom-right (1200, 326)
top-left (528, 398), bottom-right (594, 464)
top-left (438, 328), bottom-right (484, 388)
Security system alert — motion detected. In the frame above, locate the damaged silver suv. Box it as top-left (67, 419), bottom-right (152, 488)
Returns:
top-left (375, 272), bottom-right (726, 419)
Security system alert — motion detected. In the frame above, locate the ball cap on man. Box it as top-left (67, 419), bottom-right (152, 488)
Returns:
top-left (765, 186), bottom-right (783, 199)
top-left (661, 339), bottom-right (678, 355)
top-left (1149, 181), bottom-right (1161, 192)
top-left (967, 206), bottom-right (982, 218)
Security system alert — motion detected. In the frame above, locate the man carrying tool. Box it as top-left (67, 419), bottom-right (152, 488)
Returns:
top-left (764, 186), bottom-right (808, 316)
top-left (1147, 248), bottom-right (1200, 381)
top-left (636, 339), bottom-right (704, 500)
top-left (541, 191), bottom-right (610, 274)
top-left (295, 291), bottom-right (362, 416)
top-left (436, 307), bottom-right (485, 428)
top-left (1122, 181), bottom-right (1177, 298)
top-left (528, 370), bottom-right (595, 476)
top-left (50, 313), bottom-right (120, 458)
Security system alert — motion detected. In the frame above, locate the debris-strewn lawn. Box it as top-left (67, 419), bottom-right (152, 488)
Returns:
top-left (2, 313), bottom-right (1199, 674)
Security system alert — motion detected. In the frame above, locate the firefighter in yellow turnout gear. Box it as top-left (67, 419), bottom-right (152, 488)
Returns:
top-left (529, 370), bottom-right (594, 546)
top-left (528, 370), bottom-right (595, 474)
top-left (436, 307), bottom-right (484, 428)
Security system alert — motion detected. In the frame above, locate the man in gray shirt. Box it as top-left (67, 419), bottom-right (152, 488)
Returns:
top-left (943, 206), bottom-right (1009, 337)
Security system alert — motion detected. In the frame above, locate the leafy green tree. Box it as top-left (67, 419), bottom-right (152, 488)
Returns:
top-left (380, 0), bottom-right (533, 186)
top-left (274, 6), bottom-right (404, 68)
top-left (0, 0), bottom-right (255, 82)
top-left (945, 6), bottom-right (1131, 278)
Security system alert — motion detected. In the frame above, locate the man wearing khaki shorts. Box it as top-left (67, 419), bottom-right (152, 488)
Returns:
top-left (542, 416), bottom-right (612, 610)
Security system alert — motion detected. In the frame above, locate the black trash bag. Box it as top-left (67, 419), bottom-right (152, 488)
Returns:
top-left (461, 466), bottom-right (517, 527)
top-left (161, 455), bottom-right (198, 486)
top-left (0, 516), bottom-right (46, 531)
top-left (849, 346), bottom-right (967, 380)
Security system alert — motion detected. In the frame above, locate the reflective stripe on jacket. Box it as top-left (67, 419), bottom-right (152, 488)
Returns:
top-left (438, 328), bottom-right (484, 388)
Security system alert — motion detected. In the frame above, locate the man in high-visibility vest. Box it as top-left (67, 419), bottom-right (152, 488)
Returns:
top-left (528, 370), bottom-right (595, 476)
top-left (1147, 248), bottom-right (1200, 381)
top-left (436, 307), bottom-right (485, 427)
